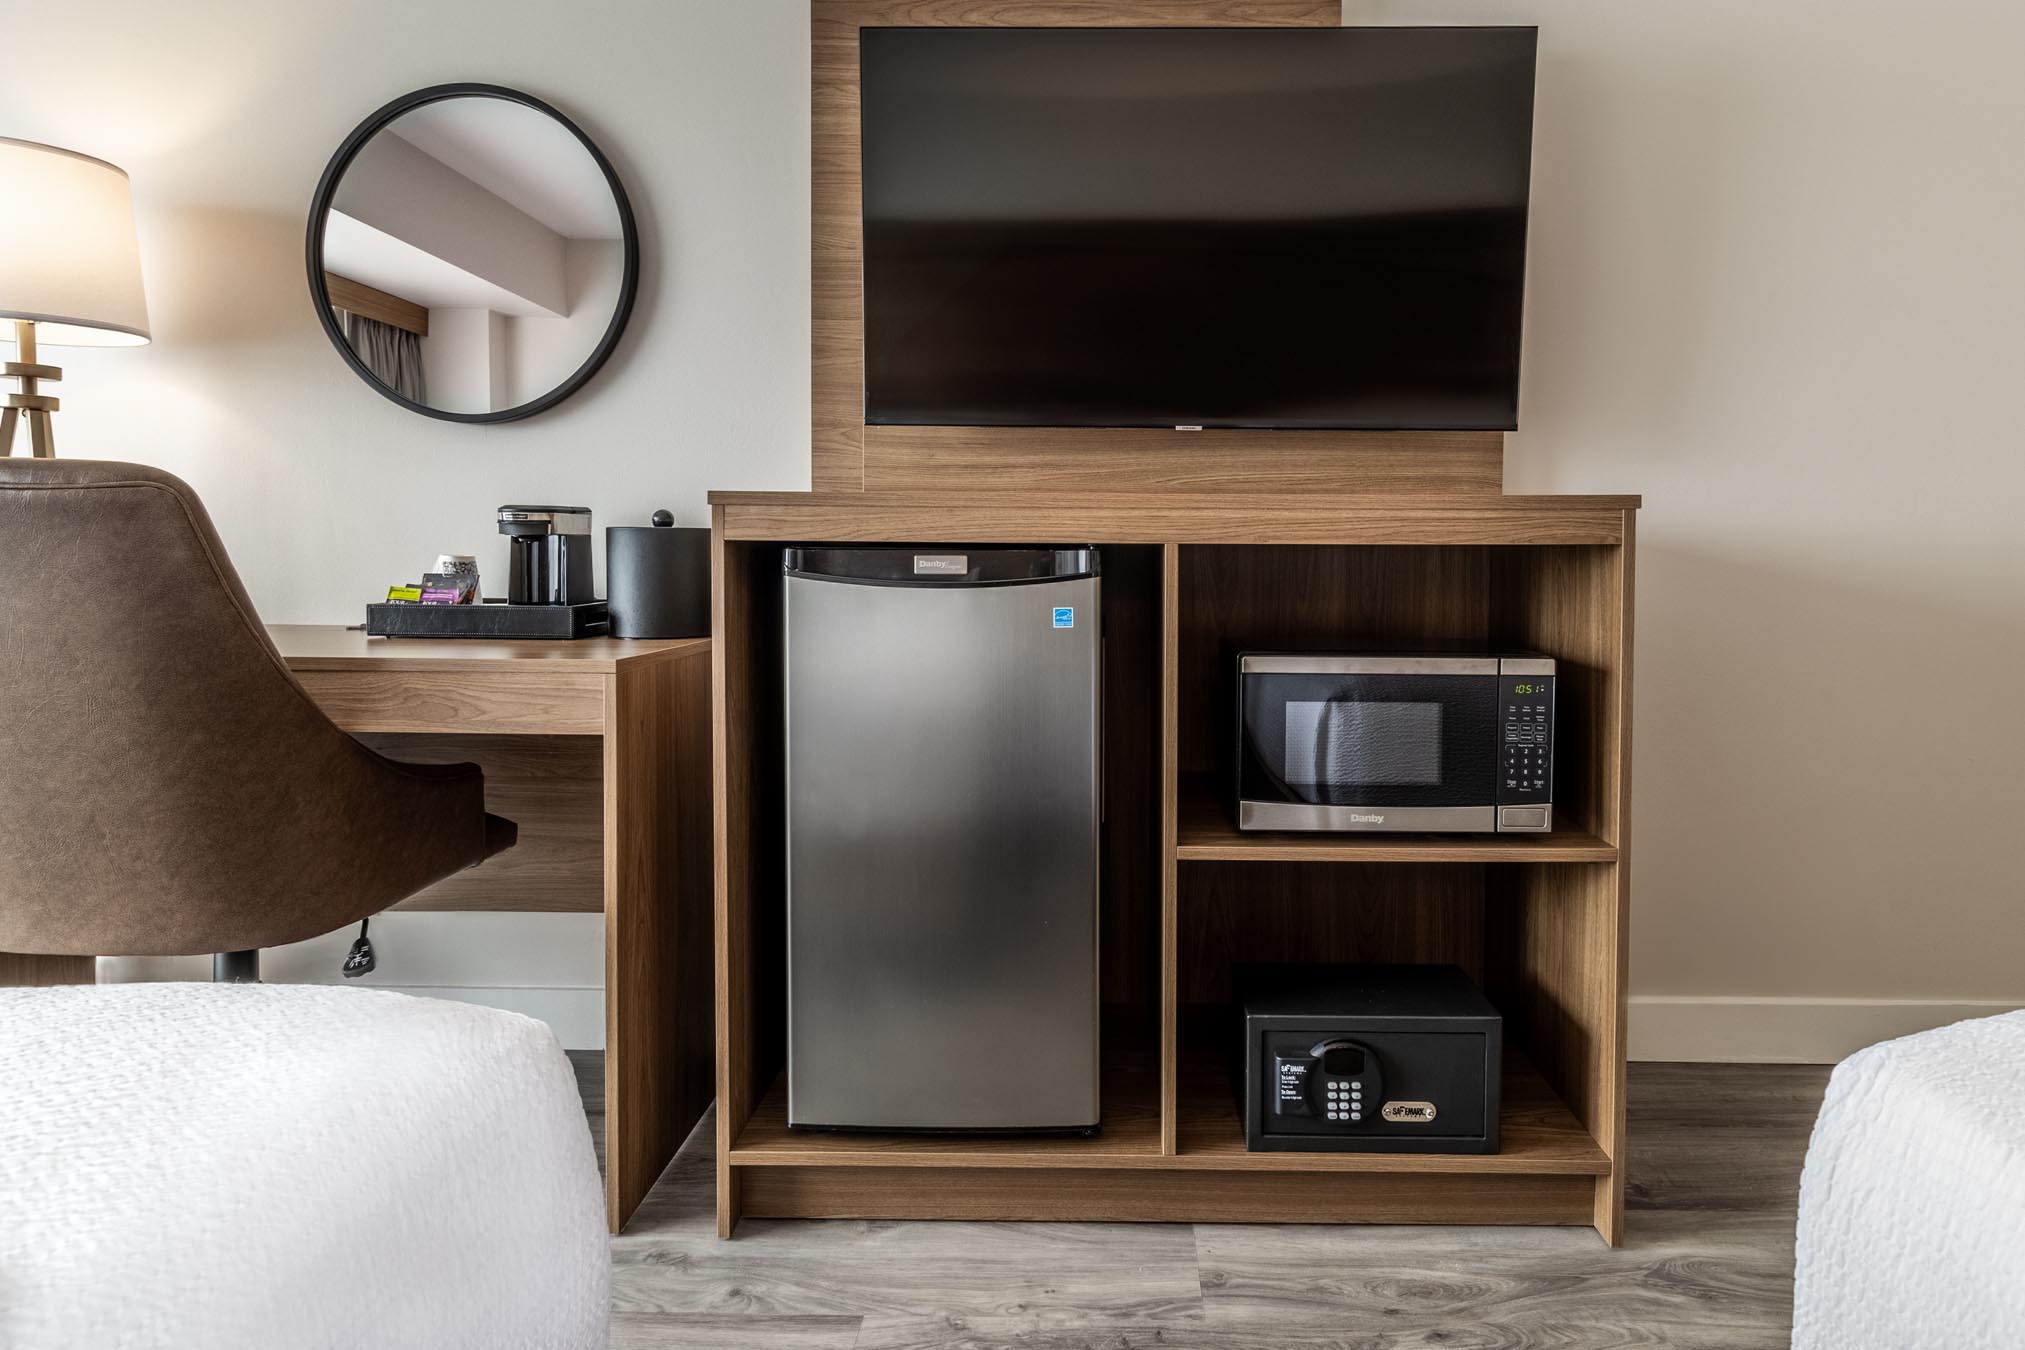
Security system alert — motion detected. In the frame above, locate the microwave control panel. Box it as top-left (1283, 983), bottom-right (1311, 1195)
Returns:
top-left (1498, 674), bottom-right (1554, 805)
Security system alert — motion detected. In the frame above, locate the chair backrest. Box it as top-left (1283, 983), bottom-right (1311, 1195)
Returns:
top-left (0, 459), bottom-right (492, 956)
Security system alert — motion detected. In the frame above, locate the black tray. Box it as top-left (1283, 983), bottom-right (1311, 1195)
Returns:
top-left (365, 599), bottom-right (609, 639)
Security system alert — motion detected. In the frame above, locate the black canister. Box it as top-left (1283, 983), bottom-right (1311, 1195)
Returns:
top-left (606, 511), bottom-right (710, 638)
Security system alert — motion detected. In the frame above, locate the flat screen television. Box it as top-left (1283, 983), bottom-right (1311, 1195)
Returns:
top-left (860, 26), bottom-right (1538, 431)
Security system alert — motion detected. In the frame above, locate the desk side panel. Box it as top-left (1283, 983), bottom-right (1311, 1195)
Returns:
top-left (606, 649), bottom-right (716, 1232)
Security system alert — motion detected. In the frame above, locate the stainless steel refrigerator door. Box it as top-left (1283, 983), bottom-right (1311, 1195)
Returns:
top-left (786, 571), bottom-right (1101, 1129)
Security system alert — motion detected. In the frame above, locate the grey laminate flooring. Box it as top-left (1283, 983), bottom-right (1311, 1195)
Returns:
top-left (570, 1056), bottom-right (1829, 1350)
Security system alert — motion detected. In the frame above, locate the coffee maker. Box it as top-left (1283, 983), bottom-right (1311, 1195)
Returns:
top-left (497, 505), bottom-right (593, 605)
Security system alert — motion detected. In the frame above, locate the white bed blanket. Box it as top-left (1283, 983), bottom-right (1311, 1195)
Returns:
top-left (0, 983), bottom-right (608, 1350)
top-left (1792, 1009), bottom-right (2025, 1349)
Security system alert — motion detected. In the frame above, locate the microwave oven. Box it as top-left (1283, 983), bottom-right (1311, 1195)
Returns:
top-left (1235, 652), bottom-right (1555, 833)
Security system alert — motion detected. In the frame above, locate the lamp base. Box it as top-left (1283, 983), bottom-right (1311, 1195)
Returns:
top-left (3, 319), bottom-right (61, 458)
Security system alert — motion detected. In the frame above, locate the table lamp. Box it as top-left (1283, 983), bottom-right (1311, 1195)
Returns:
top-left (0, 138), bottom-right (150, 458)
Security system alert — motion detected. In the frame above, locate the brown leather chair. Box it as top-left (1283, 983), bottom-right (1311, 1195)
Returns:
top-left (0, 458), bottom-right (514, 979)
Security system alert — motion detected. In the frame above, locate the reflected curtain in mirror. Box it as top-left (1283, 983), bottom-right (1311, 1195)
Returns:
top-left (341, 310), bottom-right (425, 403)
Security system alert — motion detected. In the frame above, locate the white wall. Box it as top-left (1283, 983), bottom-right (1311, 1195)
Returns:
top-left (421, 306), bottom-right (505, 415)
top-left (3, 0), bottom-right (810, 595)
top-left (335, 127), bottom-right (569, 315)
top-left (510, 239), bottom-right (627, 407)
top-left (4, 0), bottom-right (811, 1046)
top-left (11, 0), bottom-right (2023, 1059)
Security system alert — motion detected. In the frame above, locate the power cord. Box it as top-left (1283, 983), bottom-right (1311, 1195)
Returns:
top-left (342, 917), bottom-right (377, 978)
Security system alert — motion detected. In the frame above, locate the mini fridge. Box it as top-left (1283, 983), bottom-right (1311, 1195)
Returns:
top-left (783, 545), bottom-right (1101, 1132)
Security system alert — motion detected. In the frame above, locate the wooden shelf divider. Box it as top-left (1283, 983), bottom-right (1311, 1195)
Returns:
top-left (1175, 774), bottom-right (1619, 864)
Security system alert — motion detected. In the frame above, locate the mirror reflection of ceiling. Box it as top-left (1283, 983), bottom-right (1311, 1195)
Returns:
top-left (324, 99), bottom-right (619, 317)
top-left (319, 96), bottom-right (627, 416)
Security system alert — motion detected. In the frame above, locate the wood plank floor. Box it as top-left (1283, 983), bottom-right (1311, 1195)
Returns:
top-left (571, 1056), bottom-right (1828, 1350)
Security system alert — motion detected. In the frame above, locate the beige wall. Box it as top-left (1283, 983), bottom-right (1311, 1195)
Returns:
top-left (10, 1), bottom-right (2020, 1056)
top-left (1351, 0), bottom-right (2025, 1054)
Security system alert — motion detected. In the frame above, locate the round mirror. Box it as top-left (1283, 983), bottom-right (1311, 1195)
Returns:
top-left (306, 84), bottom-right (639, 423)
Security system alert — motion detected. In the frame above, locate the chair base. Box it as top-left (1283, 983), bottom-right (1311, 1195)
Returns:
top-left (213, 949), bottom-right (260, 983)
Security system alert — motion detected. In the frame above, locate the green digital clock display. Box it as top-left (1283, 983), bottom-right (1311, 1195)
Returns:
top-left (1513, 682), bottom-right (1541, 695)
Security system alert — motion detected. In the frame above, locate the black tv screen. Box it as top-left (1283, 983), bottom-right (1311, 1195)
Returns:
top-left (860, 26), bottom-right (1537, 431)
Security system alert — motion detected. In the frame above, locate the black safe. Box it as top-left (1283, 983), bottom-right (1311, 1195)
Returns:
top-left (1238, 963), bottom-right (1502, 1154)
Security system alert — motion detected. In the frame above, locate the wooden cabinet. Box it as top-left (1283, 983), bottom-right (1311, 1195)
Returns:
top-left (709, 491), bottom-right (1636, 1243)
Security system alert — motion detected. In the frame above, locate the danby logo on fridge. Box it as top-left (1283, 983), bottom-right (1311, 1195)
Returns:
top-left (1349, 813), bottom-right (1385, 825)
top-left (912, 554), bottom-right (968, 574)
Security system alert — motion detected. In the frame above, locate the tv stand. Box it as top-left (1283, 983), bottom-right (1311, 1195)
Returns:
top-left (709, 489), bottom-right (1637, 1243)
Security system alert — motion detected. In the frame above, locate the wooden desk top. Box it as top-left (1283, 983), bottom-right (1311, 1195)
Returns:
top-left (269, 624), bottom-right (709, 675)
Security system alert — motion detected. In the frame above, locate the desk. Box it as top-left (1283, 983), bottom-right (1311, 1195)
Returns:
top-left (277, 626), bottom-right (714, 1232)
top-left (3, 626), bottom-right (714, 1234)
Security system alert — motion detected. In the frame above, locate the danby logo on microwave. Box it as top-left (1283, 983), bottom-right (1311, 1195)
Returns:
top-left (1349, 813), bottom-right (1386, 825)
top-left (1382, 1101), bottom-right (1438, 1124)
top-left (912, 554), bottom-right (967, 575)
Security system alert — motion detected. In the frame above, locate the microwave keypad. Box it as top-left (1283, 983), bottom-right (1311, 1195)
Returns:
top-left (1498, 675), bottom-right (1554, 805)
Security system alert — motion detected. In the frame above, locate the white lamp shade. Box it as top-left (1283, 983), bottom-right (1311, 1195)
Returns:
top-left (0, 138), bottom-right (150, 347)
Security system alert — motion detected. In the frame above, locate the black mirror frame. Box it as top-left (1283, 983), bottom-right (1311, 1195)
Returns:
top-left (305, 82), bottom-right (641, 425)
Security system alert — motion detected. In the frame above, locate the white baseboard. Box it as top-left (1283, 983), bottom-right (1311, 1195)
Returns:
top-left (96, 913), bottom-right (609, 1050)
top-left (377, 985), bottom-right (606, 1050)
top-left (1630, 996), bottom-right (2025, 1064)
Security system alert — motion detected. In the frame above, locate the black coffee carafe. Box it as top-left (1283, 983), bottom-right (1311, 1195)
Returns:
top-left (497, 505), bottom-right (593, 606)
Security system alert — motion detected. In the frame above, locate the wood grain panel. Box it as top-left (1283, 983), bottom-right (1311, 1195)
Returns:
top-left (1159, 544), bottom-right (1182, 1156)
top-left (0, 954), bottom-right (94, 986)
top-left (812, 0), bottom-right (1348, 494)
top-left (1490, 544), bottom-right (1624, 841)
top-left (324, 271), bottom-right (428, 336)
top-left (712, 531), bottom-right (789, 1236)
top-left (605, 647), bottom-right (716, 1232)
top-left (734, 1030), bottom-right (1163, 1167)
top-left (295, 669), bottom-right (607, 736)
top-left (1176, 862), bottom-right (1486, 1005)
top-left (715, 493), bottom-right (1636, 547)
top-left (741, 1163), bottom-right (1594, 1226)
top-left (1601, 515), bottom-right (1635, 1240)
top-left (271, 626), bottom-right (706, 673)
top-left (1176, 775), bottom-right (1617, 863)
top-left (710, 512), bottom-right (751, 1237)
top-left (1098, 548), bottom-right (1164, 1015)
top-left (1487, 522), bottom-right (1634, 1241)
top-left (862, 428), bottom-right (1504, 496)
top-left (727, 1020), bottom-right (1599, 1180)
top-left (1178, 544), bottom-right (1490, 775)
top-left (356, 734), bottom-right (604, 912)
top-left (1484, 863), bottom-right (1623, 1244)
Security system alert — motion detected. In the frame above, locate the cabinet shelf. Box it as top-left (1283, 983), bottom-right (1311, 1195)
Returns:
top-left (729, 1029), bottom-right (1164, 1168)
top-left (1175, 775), bottom-right (1617, 864)
top-left (730, 1040), bottom-right (1606, 1178)
top-left (1176, 1046), bottom-right (1609, 1175)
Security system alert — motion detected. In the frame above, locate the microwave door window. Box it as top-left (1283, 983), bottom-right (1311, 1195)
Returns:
top-left (1286, 700), bottom-right (1443, 787)
top-left (1240, 673), bottom-right (1499, 809)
